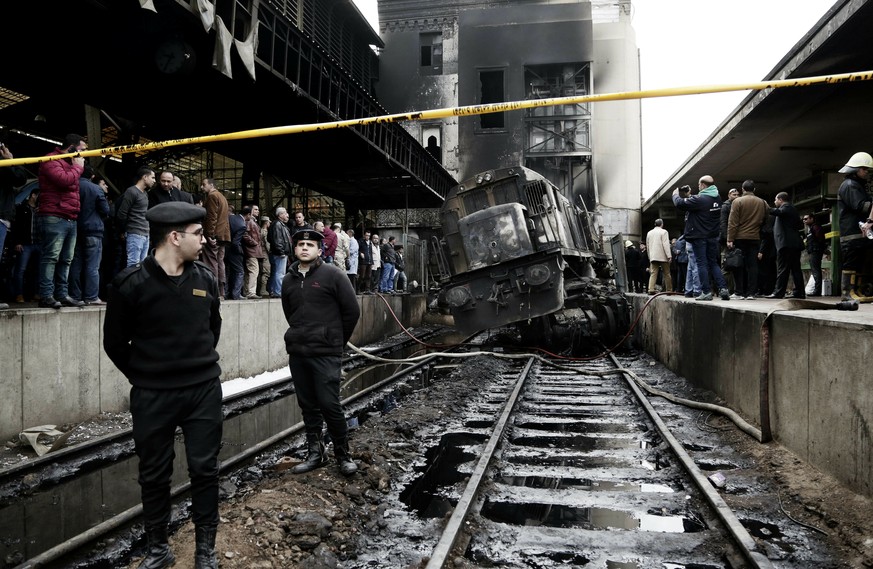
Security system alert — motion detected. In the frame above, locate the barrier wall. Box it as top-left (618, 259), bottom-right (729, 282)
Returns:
top-left (0, 294), bottom-right (425, 443)
top-left (631, 295), bottom-right (873, 499)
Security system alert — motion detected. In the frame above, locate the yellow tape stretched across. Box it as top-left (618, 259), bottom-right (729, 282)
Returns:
top-left (3, 69), bottom-right (873, 168)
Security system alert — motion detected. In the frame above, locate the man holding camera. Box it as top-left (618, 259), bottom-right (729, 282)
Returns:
top-left (672, 176), bottom-right (730, 301)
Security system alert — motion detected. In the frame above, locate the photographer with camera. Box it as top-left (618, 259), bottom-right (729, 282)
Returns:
top-left (672, 177), bottom-right (731, 301)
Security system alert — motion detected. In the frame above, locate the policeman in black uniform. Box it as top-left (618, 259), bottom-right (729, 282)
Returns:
top-left (282, 229), bottom-right (361, 476)
top-left (103, 202), bottom-right (222, 569)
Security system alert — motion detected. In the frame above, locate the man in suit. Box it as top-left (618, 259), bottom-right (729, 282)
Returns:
top-left (766, 192), bottom-right (805, 299)
top-left (148, 171), bottom-right (194, 208)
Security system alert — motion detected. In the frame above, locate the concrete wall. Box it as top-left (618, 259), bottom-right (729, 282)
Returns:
top-left (632, 295), bottom-right (873, 499)
top-left (0, 294), bottom-right (425, 442)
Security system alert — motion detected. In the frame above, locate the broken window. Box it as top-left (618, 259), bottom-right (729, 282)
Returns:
top-left (479, 69), bottom-right (505, 130)
top-left (420, 32), bottom-right (443, 75)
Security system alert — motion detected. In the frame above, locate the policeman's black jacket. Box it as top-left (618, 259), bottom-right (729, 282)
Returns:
top-left (104, 256), bottom-right (222, 388)
top-left (281, 257), bottom-right (360, 357)
top-left (837, 174), bottom-right (871, 239)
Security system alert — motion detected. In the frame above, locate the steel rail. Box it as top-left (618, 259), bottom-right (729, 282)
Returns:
top-left (0, 377), bottom-right (293, 483)
top-left (608, 352), bottom-right (775, 569)
top-left (425, 356), bottom-right (535, 569)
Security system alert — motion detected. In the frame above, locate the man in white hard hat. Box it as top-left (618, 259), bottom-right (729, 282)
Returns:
top-left (839, 151), bottom-right (873, 304)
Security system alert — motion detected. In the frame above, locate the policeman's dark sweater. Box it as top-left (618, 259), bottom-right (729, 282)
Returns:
top-left (281, 258), bottom-right (360, 356)
top-left (104, 256), bottom-right (222, 388)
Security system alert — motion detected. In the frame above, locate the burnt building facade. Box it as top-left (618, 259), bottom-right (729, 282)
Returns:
top-left (376, 0), bottom-right (642, 243)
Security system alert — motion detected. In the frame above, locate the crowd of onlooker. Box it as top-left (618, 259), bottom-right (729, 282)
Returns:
top-left (625, 174), bottom-right (830, 302)
top-left (0, 134), bottom-right (409, 309)
top-left (262, 209), bottom-right (409, 298)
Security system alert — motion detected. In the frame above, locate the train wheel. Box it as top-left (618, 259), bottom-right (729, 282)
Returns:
top-left (599, 305), bottom-right (618, 346)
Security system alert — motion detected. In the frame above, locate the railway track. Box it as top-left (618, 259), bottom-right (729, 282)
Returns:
top-left (5, 335), bottom-right (838, 568)
top-left (1, 327), bottom-right (462, 569)
top-left (362, 351), bottom-right (776, 569)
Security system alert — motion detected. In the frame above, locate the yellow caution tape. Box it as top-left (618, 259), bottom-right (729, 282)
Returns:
top-left (3, 69), bottom-right (873, 167)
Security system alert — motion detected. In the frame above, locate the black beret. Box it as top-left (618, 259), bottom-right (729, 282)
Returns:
top-left (292, 229), bottom-right (324, 243)
top-left (146, 202), bottom-right (206, 226)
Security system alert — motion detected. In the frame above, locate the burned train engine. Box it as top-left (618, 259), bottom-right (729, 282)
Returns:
top-left (434, 166), bottom-right (629, 353)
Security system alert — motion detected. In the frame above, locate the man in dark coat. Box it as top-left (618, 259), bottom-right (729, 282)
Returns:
top-left (766, 192), bottom-right (805, 299)
top-left (282, 228), bottom-right (360, 476)
top-left (840, 151), bottom-right (873, 303)
top-left (803, 213), bottom-right (827, 297)
top-left (103, 202), bottom-right (223, 569)
top-left (0, 142), bottom-right (27, 309)
top-left (623, 240), bottom-right (640, 292)
top-left (148, 170), bottom-right (194, 208)
top-left (69, 165), bottom-right (110, 304)
top-left (357, 230), bottom-right (373, 293)
top-left (224, 209), bottom-right (247, 299)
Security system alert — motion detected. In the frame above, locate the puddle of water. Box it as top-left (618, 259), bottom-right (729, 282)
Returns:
top-left (664, 563), bottom-right (724, 569)
top-left (510, 434), bottom-right (650, 451)
top-left (497, 475), bottom-right (676, 494)
top-left (527, 551), bottom-right (592, 566)
top-left (514, 420), bottom-right (639, 435)
top-left (682, 442), bottom-right (714, 452)
top-left (740, 518), bottom-right (784, 541)
top-left (463, 420), bottom-right (495, 429)
top-left (399, 432), bottom-right (487, 518)
top-left (508, 454), bottom-right (647, 470)
top-left (481, 500), bottom-right (707, 532)
top-left (695, 461), bottom-right (739, 472)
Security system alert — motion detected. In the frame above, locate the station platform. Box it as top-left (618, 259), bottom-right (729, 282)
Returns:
top-left (0, 293), bottom-right (425, 447)
top-left (629, 292), bottom-right (873, 500)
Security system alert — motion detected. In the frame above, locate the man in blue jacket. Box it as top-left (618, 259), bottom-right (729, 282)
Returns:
top-left (69, 165), bottom-right (110, 304)
top-left (672, 175), bottom-right (730, 301)
top-left (282, 228), bottom-right (361, 476)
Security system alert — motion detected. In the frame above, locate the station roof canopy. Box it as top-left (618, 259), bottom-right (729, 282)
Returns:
top-left (643, 0), bottom-right (873, 225)
top-left (0, 0), bottom-right (453, 209)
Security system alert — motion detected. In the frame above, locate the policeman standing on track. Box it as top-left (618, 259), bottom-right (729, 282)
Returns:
top-left (103, 202), bottom-right (223, 569)
top-left (282, 228), bottom-right (361, 476)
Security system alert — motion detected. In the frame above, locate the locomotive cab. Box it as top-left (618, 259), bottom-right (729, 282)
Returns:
top-left (435, 166), bottom-right (630, 353)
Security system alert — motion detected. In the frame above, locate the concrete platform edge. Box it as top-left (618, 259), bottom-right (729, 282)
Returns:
top-left (0, 294), bottom-right (425, 444)
top-left (631, 293), bottom-right (873, 500)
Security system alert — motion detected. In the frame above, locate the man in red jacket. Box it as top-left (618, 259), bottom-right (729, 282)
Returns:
top-left (37, 134), bottom-right (87, 308)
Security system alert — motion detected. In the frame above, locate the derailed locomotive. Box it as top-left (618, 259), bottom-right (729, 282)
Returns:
top-left (433, 166), bottom-right (629, 353)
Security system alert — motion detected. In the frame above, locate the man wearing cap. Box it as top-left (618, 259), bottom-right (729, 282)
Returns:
top-left (842, 152), bottom-right (873, 303)
top-left (103, 202), bottom-right (223, 569)
top-left (282, 228), bottom-right (360, 476)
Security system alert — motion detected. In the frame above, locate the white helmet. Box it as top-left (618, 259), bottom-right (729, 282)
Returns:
top-left (839, 151), bottom-right (873, 174)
